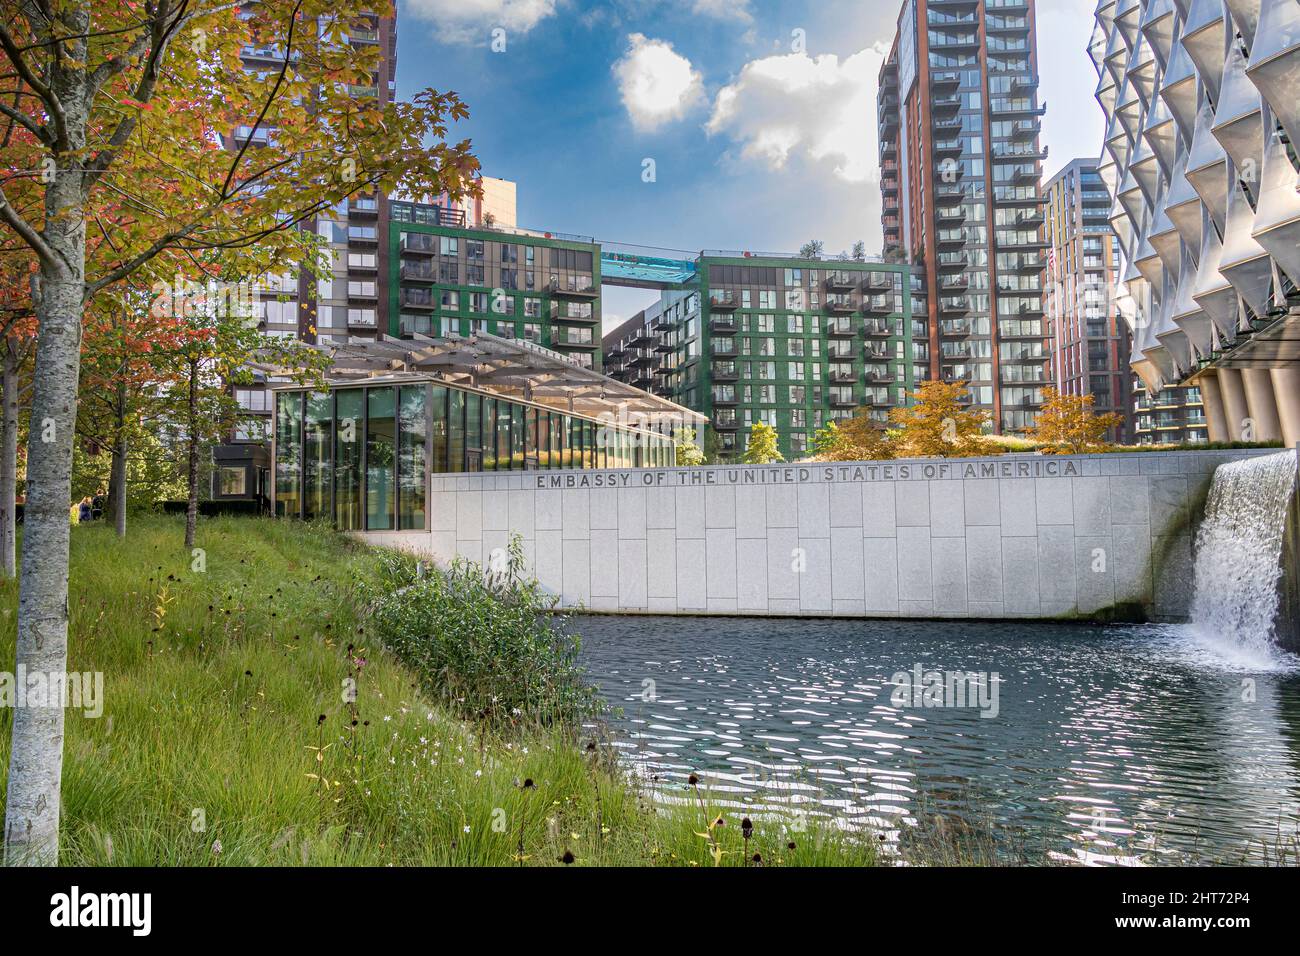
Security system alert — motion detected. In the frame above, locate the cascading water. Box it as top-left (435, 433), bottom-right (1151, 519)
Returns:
top-left (1189, 450), bottom-right (1298, 657)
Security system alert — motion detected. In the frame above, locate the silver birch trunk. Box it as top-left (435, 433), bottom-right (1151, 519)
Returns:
top-left (0, 338), bottom-right (19, 578)
top-left (3, 77), bottom-right (88, 865)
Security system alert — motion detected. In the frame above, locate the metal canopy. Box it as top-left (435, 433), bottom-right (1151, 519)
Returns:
top-left (263, 332), bottom-right (706, 428)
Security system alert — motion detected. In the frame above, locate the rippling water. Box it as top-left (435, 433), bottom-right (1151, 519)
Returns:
top-left (575, 616), bottom-right (1300, 865)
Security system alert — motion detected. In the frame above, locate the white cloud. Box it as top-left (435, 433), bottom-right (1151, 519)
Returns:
top-left (406, 0), bottom-right (557, 44)
top-left (706, 44), bottom-right (888, 184)
top-left (612, 34), bottom-right (705, 132)
top-left (692, 0), bottom-right (754, 23)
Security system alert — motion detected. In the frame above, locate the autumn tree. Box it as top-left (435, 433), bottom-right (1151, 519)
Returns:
top-left (811, 409), bottom-right (894, 462)
top-left (888, 380), bottom-right (1000, 459)
top-left (1025, 386), bottom-right (1121, 454)
top-left (741, 421), bottom-right (785, 464)
top-left (0, 1), bottom-right (479, 865)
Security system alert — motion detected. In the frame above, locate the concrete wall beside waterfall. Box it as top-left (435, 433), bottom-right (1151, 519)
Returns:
top-left (362, 449), bottom-right (1277, 622)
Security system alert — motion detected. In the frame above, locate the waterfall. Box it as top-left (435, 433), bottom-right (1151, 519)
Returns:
top-left (1190, 450), bottom-right (1298, 655)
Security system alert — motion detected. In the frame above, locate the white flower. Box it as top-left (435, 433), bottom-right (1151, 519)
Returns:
top-left (474, 769), bottom-right (482, 778)
top-left (463, 825), bottom-right (471, 833)
top-left (383, 715), bottom-right (392, 722)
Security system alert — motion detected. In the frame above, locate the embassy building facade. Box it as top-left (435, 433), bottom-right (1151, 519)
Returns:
top-left (1091, 0), bottom-right (1300, 445)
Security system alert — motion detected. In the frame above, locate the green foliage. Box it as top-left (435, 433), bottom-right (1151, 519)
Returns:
top-left (357, 538), bottom-right (602, 731)
top-left (0, 516), bottom-right (884, 866)
top-left (741, 422), bottom-right (785, 464)
top-left (675, 427), bottom-right (706, 467)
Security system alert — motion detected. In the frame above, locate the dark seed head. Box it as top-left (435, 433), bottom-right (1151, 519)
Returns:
top-left (317, 714), bottom-right (326, 725)
top-left (787, 842), bottom-right (796, 851)
top-left (687, 774), bottom-right (699, 786)
top-left (561, 850), bottom-right (575, 865)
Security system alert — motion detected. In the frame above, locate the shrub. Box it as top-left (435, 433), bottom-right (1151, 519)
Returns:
top-left (357, 537), bottom-right (602, 732)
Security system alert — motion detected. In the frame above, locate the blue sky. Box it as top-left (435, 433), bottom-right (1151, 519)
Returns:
top-left (395, 0), bottom-right (1104, 327)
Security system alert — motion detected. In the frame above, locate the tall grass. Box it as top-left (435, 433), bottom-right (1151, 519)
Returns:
top-left (0, 516), bottom-right (880, 866)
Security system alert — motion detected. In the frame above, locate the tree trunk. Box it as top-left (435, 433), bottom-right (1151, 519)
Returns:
top-left (108, 378), bottom-right (127, 538)
top-left (185, 358), bottom-right (199, 550)
top-left (4, 170), bottom-right (86, 864)
top-left (0, 338), bottom-right (19, 579)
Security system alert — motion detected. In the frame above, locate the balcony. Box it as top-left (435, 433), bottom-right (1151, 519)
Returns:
top-left (863, 319), bottom-right (893, 337)
top-left (400, 234), bottom-right (437, 255)
top-left (347, 285), bottom-right (378, 302)
top-left (936, 252), bottom-right (969, 271)
top-left (864, 272), bottom-right (893, 291)
top-left (826, 344), bottom-right (855, 360)
top-left (865, 296), bottom-right (893, 314)
top-left (348, 197), bottom-right (379, 218)
top-left (940, 297), bottom-right (971, 315)
top-left (708, 292), bottom-right (740, 312)
top-left (939, 274), bottom-right (969, 292)
top-left (864, 367), bottom-right (893, 384)
top-left (399, 264), bottom-right (435, 282)
top-left (825, 271), bottom-right (857, 291)
top-left (398, 290), bottom-right (435, 311)
top-left (713, 418), bottom-right (741, 432)
top-left (1010, 254), bottom-right (1046, 271)
top-left (651, 315), bottom-right (674, 331)
top-left (827, 319), bottom-right (856, 337)
top-left (930, 71), bottom-right (961, 92)
top-left (712, 391), bottom-right (739, 407)
top-left (548, 276), bottom-right (598, 299)
top-left (940, 319), bottom-right (972, 336)
top-left (933, 95), bottom-right (962, 113)
top-left (825, 294), bottom-right (856, 314)
top-left (936, 232), bottom-right (967, 248)
top-left (1015, 209), bottom-right (1045, 228)
top-left (935, 206), bottom-right (966, 226)
top-left (863, 344), bottom-right (891, 360)
top-left (653, 339), bottom-right (673, 353)
top-left (1017, 302), bottom-right (1045, 317)
top-left (708, 316), bottom-right (738, 334)
top-left (711, 364), bottom-right (739, 383)
top-left (1011, 120), bottom-right (1041, 140)
top-left (934, 138), bottom-right (963, 158)
top-left (830, 394), bottom-right (858, 408)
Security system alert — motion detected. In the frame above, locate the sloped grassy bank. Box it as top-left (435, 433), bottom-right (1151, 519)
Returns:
top-left (0, 516), bottom-right (880, 866)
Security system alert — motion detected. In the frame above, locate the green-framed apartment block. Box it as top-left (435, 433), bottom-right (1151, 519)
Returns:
top-left (388, 200), bottom-right (603, 368)
top-left (605, 256), bottom-right (928, 461)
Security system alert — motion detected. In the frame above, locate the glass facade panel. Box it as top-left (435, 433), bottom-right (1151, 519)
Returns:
top-left (335, 389), bottom-right (363, 529)
top-left (275, 391), bottom-right (302, 518)
top-left (511, 404), bottom-right (525, 468)
top-left (482, 397), bottom-right (496, 470)
top-left (431, 385), bottom-right (448, 473)
top-left (585, 421), bottom-right (597, 468)
top-left (304, 391), bottom-right (332, 519)
top-left (496, 400), bottom-right (512, 471)
top-left (398, 385), bottom-right (427, 530)
top-left (447, 387), bottom-right (464, 474)
top-left (466, 392), bottom-right (481, 467)
top-left (366, 387), bottom-right (396, 530)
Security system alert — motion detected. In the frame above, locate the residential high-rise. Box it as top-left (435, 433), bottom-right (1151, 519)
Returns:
top-left (1090, 0), bottom-right (1300, 445)
top-left (389, 203), bottom-right (603, 367)
top-left (1043, 158), bottom-right (1132, 440)
top-left (604, 255), bottom-right (926, 462)
top-left (877, 0), bottom-right (1050, 434)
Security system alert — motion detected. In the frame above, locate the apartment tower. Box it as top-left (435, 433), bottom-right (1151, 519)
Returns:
top-left (877, 0), bottom-right (1050, 434)
top-left (1043, 158), bottom-right (1133, 440)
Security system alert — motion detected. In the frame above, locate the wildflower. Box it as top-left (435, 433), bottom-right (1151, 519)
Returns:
top-left (463, 825), bottom-right (471, 834)
top-left (741, 817), bottom-right (754, 838)
top-left (383, 715), bottom-right (392, 722)
top-left (211, 840), bottom-right (223, 856)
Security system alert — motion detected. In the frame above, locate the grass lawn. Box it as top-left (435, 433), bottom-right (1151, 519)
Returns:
top-left (0, 515), bottom-right (881, 867)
